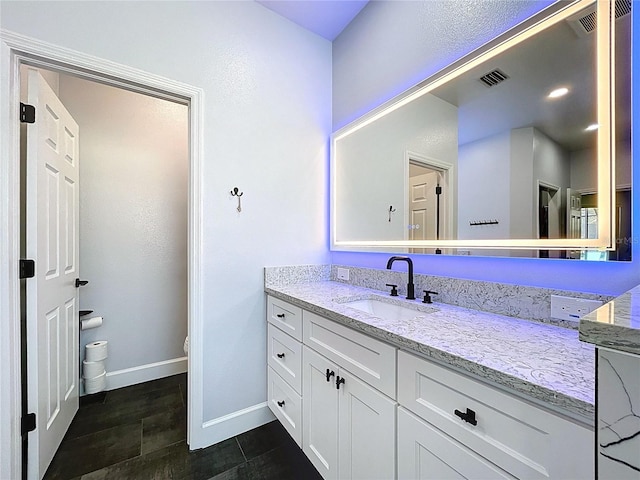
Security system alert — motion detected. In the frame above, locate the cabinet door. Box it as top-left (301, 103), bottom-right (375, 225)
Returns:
top-left (303, 346), bottom-right (339, 479)
top-left (397, 408), bottom-right (514, 480)
top-left (338, 369), bottom-right (396, 480)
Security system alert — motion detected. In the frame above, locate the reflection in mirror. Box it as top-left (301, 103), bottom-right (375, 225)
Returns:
top-left (331, 0), bottom-right (631, 260)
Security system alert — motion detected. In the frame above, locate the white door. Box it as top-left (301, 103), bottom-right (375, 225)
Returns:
top-left (338, 369), bottom-right (396, 480)
top-left (409, 171), bottom-right (442, 254)
top-left (409, 172), bottom-right (437, 241)
top-left (302, 346), bottom-right (339, 479)
top-left (25, 69), bottom-right (80, 479)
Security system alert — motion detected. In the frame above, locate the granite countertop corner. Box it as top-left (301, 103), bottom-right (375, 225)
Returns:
top-left (579, 284), bottom-right (640, 356)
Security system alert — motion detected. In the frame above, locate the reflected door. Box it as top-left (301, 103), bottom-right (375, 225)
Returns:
top-left (409, 171), bottom-right (443, 255)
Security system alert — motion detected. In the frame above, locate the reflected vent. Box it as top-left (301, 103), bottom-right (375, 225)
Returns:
top-left (578, 11), bottom-right (597, 33)
top-left (568, 0), bottom-right (631, 36)
top-left (478, 69), bottom-right (509, 88)
top-left (615, 0), bottom-right (632, 18)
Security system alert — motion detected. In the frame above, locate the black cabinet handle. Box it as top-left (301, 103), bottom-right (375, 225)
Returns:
top-left (326, 369), bottom-right (335, 382)
top-left (276, 313), bottom-right (285, 318)
top-left (336, 376), bottom-right (345, 390)
top-left (277, 400), bottom-right (285, 407)
top-left (454, 408), bottom-right (477, 426)
top-left (75, 278), bottom-right (89, 288)
top-left (276, 353), bottom-right (285, 359)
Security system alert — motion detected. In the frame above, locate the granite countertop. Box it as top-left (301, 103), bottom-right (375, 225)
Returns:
top-left (580, 284), bottom-right (640, 355)
top-left (265, 281), bottom-right (595, 423)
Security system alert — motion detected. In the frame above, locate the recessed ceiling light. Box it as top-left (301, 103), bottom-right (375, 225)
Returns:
top-left (548, 87), bottom-right (569, 98)
top-left (585, 123), bottom-right (599, 131)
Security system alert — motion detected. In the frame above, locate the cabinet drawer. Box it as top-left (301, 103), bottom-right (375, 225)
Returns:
top-left (303, 311), bottom-right (396, 399)
top-left (267, 296), bottom-right (302, 341)
top-left (398, 350), bottom-right (593, 479)
top-left (267, 323), bottom-right (302, 394)
top-left (267, 366), bottom-right (302, 447)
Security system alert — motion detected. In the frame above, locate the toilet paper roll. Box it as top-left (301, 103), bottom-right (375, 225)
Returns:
top-left (83, 359), bottom-right (105, 379)
top-left (81, 316), bottom-right (103, 331)
top-left (84, 372), bottom-right (106, 394)
top-left (85, 341), bottom-right (108, 362)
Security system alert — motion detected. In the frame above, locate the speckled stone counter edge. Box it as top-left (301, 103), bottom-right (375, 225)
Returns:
top-left (580, 284), bottom-right (640, 355)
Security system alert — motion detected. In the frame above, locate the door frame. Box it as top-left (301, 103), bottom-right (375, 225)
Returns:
top-left (403, 150), bottom-right (456, 244)
top-left (0, 30), bottom-right (205, 479)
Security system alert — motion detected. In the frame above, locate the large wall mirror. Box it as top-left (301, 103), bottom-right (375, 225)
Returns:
top-left (331, 0), bottom-right (631, 260)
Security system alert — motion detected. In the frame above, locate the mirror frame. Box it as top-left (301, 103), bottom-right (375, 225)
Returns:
top-left (331, 0), bottom-right (616, 252)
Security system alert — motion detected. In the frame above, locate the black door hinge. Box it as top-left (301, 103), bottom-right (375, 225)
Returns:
top-left (20, 103), bottom-right (35, 124)
top-left (19, 259), bottom-right (35, 279)
top-left (22, 413), bottom-right (36, 435)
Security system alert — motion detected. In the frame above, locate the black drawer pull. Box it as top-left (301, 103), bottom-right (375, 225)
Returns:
top-left (276, 353), bottom-right (285, 358)
top-left (326, 369), bottom-right (335, 382)
top-left (336, 376), bottom-right (345, 390)
top-left (277, 400), bottom-right (285, 407)
top-left (276, 313), bottom-right (285, 318)
top-left (454, 408), bottom-right (477, 426)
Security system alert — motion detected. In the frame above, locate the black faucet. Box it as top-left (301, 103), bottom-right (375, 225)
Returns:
top-left (386, 256), bottom-right (415, 300)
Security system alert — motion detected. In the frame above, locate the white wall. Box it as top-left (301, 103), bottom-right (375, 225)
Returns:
top-left (458, 131), bottom-right (511, 243)
top-left (510, 127), bottom-right (535, 244)
top-left (56, 74), bottom-right (189, 379)
top-left (570, 139), bottom-right (632, 192)
top-left (533, 128), bottom-right (570, 191)
top-left (1, 0), bottom-right (331, 445)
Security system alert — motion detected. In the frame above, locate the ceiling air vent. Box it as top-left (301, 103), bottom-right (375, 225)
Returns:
top-left (479, 69), bottom-right (509, 88)
top-left (567, 0), bottom-right (631, 37)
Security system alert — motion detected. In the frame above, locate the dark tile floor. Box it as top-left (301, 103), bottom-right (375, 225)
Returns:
top-left (44, 373), bottom-right (322, 480)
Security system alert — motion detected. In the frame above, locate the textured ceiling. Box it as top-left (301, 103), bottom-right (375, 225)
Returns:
top-left (256, 0), bottom-right (369, 41)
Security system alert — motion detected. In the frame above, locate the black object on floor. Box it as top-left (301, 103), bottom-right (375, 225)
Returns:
top-left (43, 373), bottom-right (322, 480)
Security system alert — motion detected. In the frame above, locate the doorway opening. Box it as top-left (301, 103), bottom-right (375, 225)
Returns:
top-left (537, 181), bottom-right (561, 259)
top-left (1, 32), bottom-right (204, 480)
top-left (20, 64), bottom-right (190, 479)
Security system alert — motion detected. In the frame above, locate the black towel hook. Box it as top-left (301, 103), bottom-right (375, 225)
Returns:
top-left (230, 187), bottom-right (243, 212)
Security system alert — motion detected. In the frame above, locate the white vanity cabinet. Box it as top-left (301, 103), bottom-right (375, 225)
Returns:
top-left (397, 350), bottom-right (594, 479)
top-left (266, 294), bottom-right (594, 480)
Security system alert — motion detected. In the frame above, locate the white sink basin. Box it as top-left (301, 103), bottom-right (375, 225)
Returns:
top-left (343, 298), bottom-right (436, 321)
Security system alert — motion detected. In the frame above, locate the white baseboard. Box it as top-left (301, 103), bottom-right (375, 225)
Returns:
top-left (99, 356), bottom-right (188, 392)
top-left (191, 402), bottom-right (275, 449)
